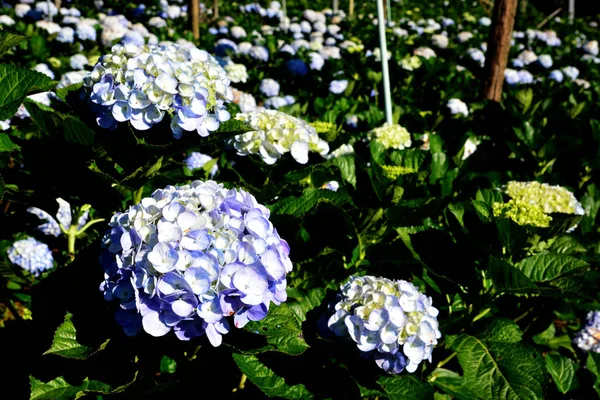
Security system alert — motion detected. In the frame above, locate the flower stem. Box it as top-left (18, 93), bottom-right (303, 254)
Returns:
top-left (68, 227), bottom-right (77, 261)
top-left (132, 187), bottom-right (144, 205)
top-left (232, 373), bottom-right (247, 393)
top-left (436, 352), bottom-right (457, 369)
top-left (77, 218), bottom-right (106, 235)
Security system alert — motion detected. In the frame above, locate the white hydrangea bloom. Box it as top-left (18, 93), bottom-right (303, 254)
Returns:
top-left (231, 110), bottom-right (329, 165)
top-left (372, 123), bottom-right (412, 150)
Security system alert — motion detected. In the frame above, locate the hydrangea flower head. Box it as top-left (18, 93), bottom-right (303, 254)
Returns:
top-left (83, 43), bottom-right (233, 138)
top-left (7, 237), bottom-right (54, 276)
top-left (371, 123), bottom-right (412, 150)
top-left (447, 98), bottom-right (469, 117)
top-left (231, 110), bottom-right (329, 165)
top-left (100, 180), bottom-right (292, 345)
top-left (328, 275), bottom-right (441, 374)
top-left (493, 181), bottom-right (584, 228)
top-left (574, 311), bottom-right (600, 353)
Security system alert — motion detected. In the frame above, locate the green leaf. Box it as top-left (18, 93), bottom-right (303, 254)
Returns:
top-left (488, 256), bottom-right (539, 294)
top-left (430, 368), bottom-right (475, 400)
top-left (447, 318), bottom-right (546, 400)
top-left (515, 88), bottom-right (533, 113)
top-left (472, 199), bottom-right (492, 223)
top-left (61, 115), bottom-right (95, 146)
top-left (0, 64), bottom-right (56, 120)
top-left (545, 353), bottom-right (579, 394)
top-left (269, 188), bottom-right (351, 217)
top-left (232, 354), bottom-right (314, 399)
top-left (55, 82), bottom-right (82, 102)
top-left (570, 102), bottom-right (586, 119)
top-left (516, 252), bottom-right (589, 282)
top-left (587, 353), bottom-right (600, 397)
top-left (30, 376), bottom-right (83, 400)
top-left (0, 29), bottom-right (27, 56)
top-left (160, 356), bottom-right (177, 374)
top-left (120, 156), bottom-right (163, 186)
top-left (0, 132), bottom-right (19, 152)
top-left (43, 312), bottom-right (109, 359)
top-left (548, 236), bottom-right (586, 254)
top-left (30, 372), bottom-right (137, 400)
top-left (330, 156), bottom-right (356, 188)
top-left (476, 189), bottom-right (504, 207)
top-left (429, 152), bottom-right (448, 182)
top-left (24, 98), bottom-right (59, 135)
top-left (532, 323), bottom-right (574, 353)
top-left (286, 287), bottom-right (326, 323)
top-left (244, 303), bottom-right (309, 355)
top-left (377, 375), bottom-right (434, 400)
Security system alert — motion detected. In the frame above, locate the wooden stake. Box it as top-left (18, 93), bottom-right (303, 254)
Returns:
top-left (191, 0), bottom-right (200, 40)
top-left (349, 0), bottom-right (354, 19)
top-left (213, 0), bottom-right (219, 20)
top-left (482, 0), bottom-right (517, 102)
top-left (55, 0), bottom-right (61, 9)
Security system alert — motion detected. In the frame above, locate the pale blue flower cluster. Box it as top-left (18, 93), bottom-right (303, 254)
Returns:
top-left (184, 152), bottom-right (218, 177)
top-left (99, 180), bottom-right (293, 346)
top-left (328, 276), bottom-right (441, 374)
top-left (7, 237), bottom-right (54, 276)
top-left (83, 43), bottom-right (233, 138)
top-left (574, 311), bottom-right (600, 353)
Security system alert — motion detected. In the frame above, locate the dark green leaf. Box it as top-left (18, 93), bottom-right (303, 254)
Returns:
top-left (286, 287), bottom-right (326, 322)
top-left (62, 115), bottom-right (95, 146)
top-left (430, 368), bottom-right (475, 400)
top-left (330, 156), bottom-right (356, 188)
top-left (0, 29), bottom-right (27, 56)
top-left (0, 64), bottom-right (55, 120)
top-left (516, 252), bottom-right (589, 282)
top-left (244, 303), bottom-right (309, 355)
top-left (545, 353), bottom-right (579, 394)
top-left (488, 256), bottom-right (539, 294)
top-left (269, 188), bottom-right (351, 217)
top-left (515, 88), bottom-right (533, 113)
top-left (0, 132), bottom-right (19, 152)
top-left (43, 312), bottom-right (109, 359)
top-left (55, 82), bottom-right (82, 102)
top-left (447, 319), bottom-right (546, 400)
top-left (377, 375), bottom-right (433, 400)
top-left (24, 98), bottom-right (59, 135)
top-left (532, 323), bottom-right (574, 353)
top-left (587, 353), bottom-right (600, 397)
top-left (232, 354), bottom-right (314, 399)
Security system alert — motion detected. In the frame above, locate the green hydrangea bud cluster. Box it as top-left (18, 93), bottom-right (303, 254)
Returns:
top-left (493, 181), bottom-right (584, 228)
top-left (371, 123), bottom-right (412, 150)
top-left (310, 121), bottom-right (337, 142)
top-left (381, 165), bottom-right (417, 180)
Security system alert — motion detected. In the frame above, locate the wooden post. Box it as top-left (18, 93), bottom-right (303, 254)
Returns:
top-left (386, 0), bottom-right (392, 25)
top-left (349, 0), bottom-right (354, 19)
top-left (213, 0), bottom-right (219, 19)
top-left (482, 0), bottom-right (517, 102)
top-left (333, 0), bottom-right (338, 14)
top-left (46, 0), bottom-right (52, 22)
top-left (191, 0), bottom-right (200, 40)
top-left (55, 0), bottom-right (61, 9)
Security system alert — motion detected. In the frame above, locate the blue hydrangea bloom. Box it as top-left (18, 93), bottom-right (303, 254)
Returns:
top-left (7, 237), bottom-right (54, 276)
top-left (100, 180), bottom-right (293, 346)
top-left (184, 152), bottom-right (218, 177)
top-left (286, 59), bottom-right (308, 77)
top-left (574, 311), bottom-right (600, 353)
top-left (328, 275), bottom-right (441, 374)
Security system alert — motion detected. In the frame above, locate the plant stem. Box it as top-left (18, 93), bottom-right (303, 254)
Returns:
top-left (436, 352), bottom-right (457, 369)
top-left (132, 187), bottom-right (144, 205)
top-left (77, 218), bottom-right (106, 235)
top-left (232, 373), bottom-right (247, 392)
top-left (68, 227), bottom-right (77, 261)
